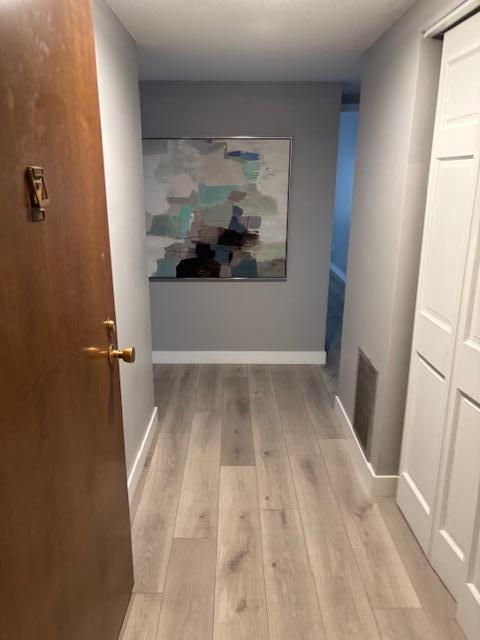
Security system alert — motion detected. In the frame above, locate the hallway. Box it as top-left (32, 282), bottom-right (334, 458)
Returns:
top-left (122, 365), bottom-right (464, 640)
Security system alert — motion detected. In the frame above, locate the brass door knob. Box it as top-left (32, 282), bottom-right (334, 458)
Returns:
top-left (109, 345), bottom-right (136, 364)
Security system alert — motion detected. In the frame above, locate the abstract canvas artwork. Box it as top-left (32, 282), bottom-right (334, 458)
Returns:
top-left (144, 137), bottom-right (291, 279)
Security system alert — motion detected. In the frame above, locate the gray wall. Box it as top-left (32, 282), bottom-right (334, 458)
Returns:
top-left (93, 0), bottom-right (155, 495)
top-left (140, 82), bottom-right (341, 352)
top-left (338, 0), bottom-right (459, 475)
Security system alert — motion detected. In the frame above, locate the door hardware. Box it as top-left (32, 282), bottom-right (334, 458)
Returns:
top-left (108, 345), bottom-right (135, 364)
top-left (26, 166), bottom-right (49, 221)
top-left (103, 318), bottom-right (116, 334)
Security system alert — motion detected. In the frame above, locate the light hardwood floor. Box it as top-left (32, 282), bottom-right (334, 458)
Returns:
top-left (122, 364), bottom-right (465, 640)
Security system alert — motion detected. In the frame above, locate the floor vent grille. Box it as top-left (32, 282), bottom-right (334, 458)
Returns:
top-left (353, 349), bottom-right (377, 460)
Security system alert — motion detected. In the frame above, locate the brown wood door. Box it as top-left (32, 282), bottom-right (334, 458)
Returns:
top-left (0, 2), bottom-right (133, 639)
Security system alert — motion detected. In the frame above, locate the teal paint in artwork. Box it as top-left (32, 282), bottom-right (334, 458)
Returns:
top-left (232, 258), bottom-right (258, 278)
top-left (179, 205), bottom-right (193, 235)
top-left (149, 214), bottom-right (179, 238)
top-left (243, 160), bottom-right (261, 183)
top-left (152, 256), bottom-right (178, 277)
top-left (215, 245), bottom-right (233, 265)
top-left (197, 184), bottom-right (241, 208)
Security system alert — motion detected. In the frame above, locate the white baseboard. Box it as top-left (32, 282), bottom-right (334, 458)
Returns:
top-left (330, 262), bottom-right (347, 282)
top-left (334, 395), bottom-right (398, 497)
top-left (127, 406), bottom-right (158, 505)
top-left (152, 351), bottom-right (326, 365)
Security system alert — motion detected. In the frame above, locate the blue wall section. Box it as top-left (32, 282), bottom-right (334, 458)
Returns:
top-left (331, 110), bottom-right (358, 277)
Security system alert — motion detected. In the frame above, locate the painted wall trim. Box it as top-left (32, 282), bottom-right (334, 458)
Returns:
top-left (423, 0), bottom-right (480, 38)
top-left (330, 262), bottom-right (347, 282)
top-left (334, 395), bottom-right (398, 497)
top-left (152, 351), bottom-right (326, 365)
top-left (127, 406), bottom-right (158, 505)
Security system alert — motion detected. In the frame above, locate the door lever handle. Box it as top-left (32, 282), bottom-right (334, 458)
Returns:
top-left (108, 345), bottom-right (135, 364)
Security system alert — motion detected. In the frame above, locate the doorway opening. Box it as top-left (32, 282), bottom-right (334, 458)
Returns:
top-left (324, 95), bottom-right (359, 391)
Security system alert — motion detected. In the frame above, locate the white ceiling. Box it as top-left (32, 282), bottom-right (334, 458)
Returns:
top-left (106, 0), bottom-right (417, 83)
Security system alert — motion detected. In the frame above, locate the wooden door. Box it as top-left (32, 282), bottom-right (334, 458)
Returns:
top-left (429, 10), bottom-right (480, 622)
top-left (396, 11), bottom-right (480, 555)
top-left (0, 2), bottom-right (133, 639)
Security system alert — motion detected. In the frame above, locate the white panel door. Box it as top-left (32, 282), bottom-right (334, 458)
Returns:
top-left (429, 13), bottom-right (480, 617)
top-left (457, 534), bottom-right (480, 640)
top-left (397, 12), bottom-right (480, 556)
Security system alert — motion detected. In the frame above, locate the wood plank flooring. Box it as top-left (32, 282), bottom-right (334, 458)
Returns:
top-left (121, 364), bottom-right (465, 640)
top-left (214, 466), bottom-right (269, 640)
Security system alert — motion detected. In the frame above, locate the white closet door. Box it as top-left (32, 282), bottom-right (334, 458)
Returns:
top-left (430, 10), bottom-right (480, 617)
top-left (458, 535), bottom-right (480, 640)
top-left (397, 13), bottom-right (480, 554)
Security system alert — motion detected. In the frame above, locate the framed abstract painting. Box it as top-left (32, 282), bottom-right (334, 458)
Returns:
top-left (143, 137), bottom-right (291, 280)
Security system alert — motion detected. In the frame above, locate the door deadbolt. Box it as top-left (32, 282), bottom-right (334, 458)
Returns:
top-left (26, 166), bottom-right (49, 221)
